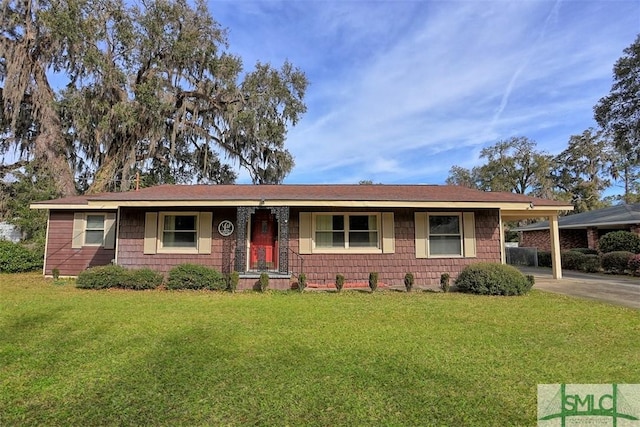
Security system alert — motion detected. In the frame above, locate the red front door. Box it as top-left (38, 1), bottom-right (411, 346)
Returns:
top-left (249, 210), bottom-right (278, 270)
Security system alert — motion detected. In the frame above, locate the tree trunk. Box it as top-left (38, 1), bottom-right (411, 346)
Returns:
top-left (87, 153), bottom-right (120, 194)
top-left (32, 64), bottom-right (77, 197)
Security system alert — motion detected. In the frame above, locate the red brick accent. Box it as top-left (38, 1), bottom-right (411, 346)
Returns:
top-left (520, 229), bottom-right (588, 252)
top-left (44, 211), bottom-right (116, 276)
top-left (305, 281), bottom-right (389, 290)
top-left (521, 226), bottom-right (640, 252)
top-left (586, 227), bottom-right (598, 250)
top-left (238, 277), bottom-right (292, 291)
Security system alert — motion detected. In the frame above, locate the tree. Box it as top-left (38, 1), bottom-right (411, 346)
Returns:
top-left (0, 0), bottom-right (78, 196)
top-left (608, 154), bottom-right (640, 204)
top-left (1, 0), bottom-right (308, 194)
top-left (0, 162), bottom-right (59, 242)
top-left (594, 34), bottom-right (640, 186)
top-left (445, 165), bottom-right (478, 189)
top-left (446, 137), bottom-right (553, 196)
top-left (551, 129), bottom-right (611, 212)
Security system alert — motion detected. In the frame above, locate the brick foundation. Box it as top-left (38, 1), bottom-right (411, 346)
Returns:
top-left (238, 276), bottom-right (292, 291)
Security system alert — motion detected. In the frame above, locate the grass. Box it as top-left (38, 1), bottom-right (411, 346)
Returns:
top-left (1, 273), bottom-right (639, 426)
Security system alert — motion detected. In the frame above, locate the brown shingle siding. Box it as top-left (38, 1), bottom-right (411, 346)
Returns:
top-left (45, 211), bottom-right (116, 276)
top-left (291, 208), bottom-right (500, 286)
top-left (116, 207), bottom-right (237, 274)
top-left (46, 206), bottom-right (502, 282)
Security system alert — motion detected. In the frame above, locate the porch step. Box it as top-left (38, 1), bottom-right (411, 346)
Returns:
top-left (238, 272), bottom-right (291, 279)
top-left (238, 272), bottom-right (292, 291)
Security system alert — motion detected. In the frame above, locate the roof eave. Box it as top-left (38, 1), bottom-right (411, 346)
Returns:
top-left (79, 199), bottom-right (572, 210)
top-left (30, 203), bottom-right (92, 210)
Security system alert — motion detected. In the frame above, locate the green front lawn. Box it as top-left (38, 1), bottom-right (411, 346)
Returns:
top-left (1, 274), bottom-right (638, 426)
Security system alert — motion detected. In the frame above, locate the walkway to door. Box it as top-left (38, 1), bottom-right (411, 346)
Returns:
top-left (519, 267), bottom-right (640, 310)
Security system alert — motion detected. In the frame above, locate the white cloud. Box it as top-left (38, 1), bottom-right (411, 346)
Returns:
top-left (213, 0), bottom-right (640, 184)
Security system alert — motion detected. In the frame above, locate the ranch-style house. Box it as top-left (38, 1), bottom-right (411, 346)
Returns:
top-left (32, 184), bottom-right (573, 289)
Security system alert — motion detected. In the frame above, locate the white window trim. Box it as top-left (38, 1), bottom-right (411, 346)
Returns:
top-left (158, 212), bottom-right (200, 254)
top-left (427, 213), bottom-right (463, 258)
top-left (311, 212), bottom-right (382, 254)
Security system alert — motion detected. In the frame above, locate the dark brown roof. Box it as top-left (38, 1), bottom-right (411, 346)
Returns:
top-left (32, 184), bottom-right (571, 207)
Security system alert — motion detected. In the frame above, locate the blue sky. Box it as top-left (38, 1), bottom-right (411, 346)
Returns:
top-left (209, 0), bottom-right (640, 185)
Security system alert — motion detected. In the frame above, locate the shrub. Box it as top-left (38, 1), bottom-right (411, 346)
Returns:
top-left (368, 272), bottom-right (378, 292)
top-left (76, 265), bottom-right (128, 289)
top-left (561, 251), bottom-right (587, 271)
top-left (526, 275), bottom-right (535, 286)
top-left (598, 231), bottom-right (640, 254)
top-left (335, 274), bottom-right (344, 292)
top-left (579, 254), bottom-right (601, 273)
top-left (455, 263), bottom-right (533, 296)
top-left (0, 240), bottom-right (43, 273)
top-left (404, 273), bottom-right (414, 292)
top-left (297, 272), bottom-right (307, 292)
top-left (77, 265), bottom-right (164, 290)
top-left (259, 272), bottom-right (269, 292)
top-left (601, 251), bottom-right (634, 274)
top-left (571, 248), bottom-right (599, 255)
top-left (122, 268), bottom-right (164, 290)
top-left (537, 251), bottom-right (552, 268)
top-left (228, 271), bottom-right (239, 292)
top-left (440, 273), bottom-right (450, 293)
top-left (628, 254), bottom-right (640, 276)
top-left (167, 264), bottom-right (226, 290)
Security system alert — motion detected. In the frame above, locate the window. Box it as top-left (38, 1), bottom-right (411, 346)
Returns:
top-left (72, 212), bottom-right (116, 249)
top-left (84, 214), bottom-right (106, 245)
top-left (144, 211), bottom-right (212, 255)
top-left (428, 214), bottom-right (462, 256)
top-left (415, 212), bottom-right (476, 259)
top-left (314, 213), bottom-right (379, 251)
top-left (160, 213), bottom-right (198, 250)
top-left (299, 212), bottom-right (394, 255)
top-left (315, 215), bottom-right (345, 248)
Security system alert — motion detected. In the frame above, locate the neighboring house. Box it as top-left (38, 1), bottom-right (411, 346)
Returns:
top-left (515, 203), bottom-right (640, 252)
top-left (0, 221), bottom-right (21, 243)
top-left (31, 185), bottom-right (572, 288)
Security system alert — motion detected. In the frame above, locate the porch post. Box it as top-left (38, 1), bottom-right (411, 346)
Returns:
top-left (549, 214), bottom-right (562, 279)
top-left (235, 207), bottom-right (249, 273)
top-left (499, 214), bottom-right (506, 264)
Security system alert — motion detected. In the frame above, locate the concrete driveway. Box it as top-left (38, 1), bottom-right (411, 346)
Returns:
top-left (519, 267), bottom-right (640, 310)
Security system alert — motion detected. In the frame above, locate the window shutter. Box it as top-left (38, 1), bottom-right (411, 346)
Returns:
top-left (299, 212), bottom-right (312, 254)
top-left (72, 213), bottom-right (85, 249)
top-left (415, 212), bottom-right (427, 258)
top-left (144, 212), bottom-right (158, 254)
top-left (463, 212), bottom-right (476, 258)
top-left (382, 212), bottom-right (395, 254)
top-left (104, 212), bottom-right (117, 249)
top-left (198, 212), bottom-right (213, 254)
